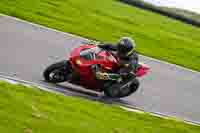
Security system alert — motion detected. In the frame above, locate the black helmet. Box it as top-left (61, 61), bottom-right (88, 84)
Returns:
top-left (117, 37), bottom-right (136, 57)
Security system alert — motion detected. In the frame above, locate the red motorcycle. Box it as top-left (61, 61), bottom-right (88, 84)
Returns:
top-left (43, 42), bottom-right (150, 98)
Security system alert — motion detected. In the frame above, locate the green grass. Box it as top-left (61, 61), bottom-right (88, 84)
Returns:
top-left (0, 81), bottom-right (200, 133)
top-left (0, 0), bottom-right (200, 71)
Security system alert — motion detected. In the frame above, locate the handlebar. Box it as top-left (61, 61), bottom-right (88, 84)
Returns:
top-left (82, 40), bottom-right (101, 45)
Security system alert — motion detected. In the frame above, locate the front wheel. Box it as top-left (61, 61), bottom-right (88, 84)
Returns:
top-left (123, 78), bottom-right (140, 97)
top-left (104, 78), bottom-right (140, 98)
top-left (43, 60), bottom-right (72, 83)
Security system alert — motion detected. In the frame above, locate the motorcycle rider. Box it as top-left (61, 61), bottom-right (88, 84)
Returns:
top-left (92, 37), bottom-right (139, 81)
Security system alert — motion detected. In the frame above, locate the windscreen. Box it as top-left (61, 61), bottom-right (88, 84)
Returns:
top-left (80, 47), bottom-right (102, 60)
top-left (80, 47), bottom-right (117, 62)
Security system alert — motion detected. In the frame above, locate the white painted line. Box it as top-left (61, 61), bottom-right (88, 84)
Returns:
top-left (150, 112), bottom-right (170, 119)
top-left (120, 105), bottom-right (200, 126)
top-left (0, 14), bottom-right (89, 41)
top-left (0, 78), bottom-right (18, 84)
top-left (0, 13), bottom-right (199, 74)
top-left (120, 106), bottom-right (145, 113)
top-left (0, 74), bottom-right (62, 95)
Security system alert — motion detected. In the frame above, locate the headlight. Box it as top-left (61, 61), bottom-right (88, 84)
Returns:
top-left (75, 59), bottom-right (82, 65)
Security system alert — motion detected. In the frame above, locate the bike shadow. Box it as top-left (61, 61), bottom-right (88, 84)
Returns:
top-left (41, 80), bottom-right (130, 106)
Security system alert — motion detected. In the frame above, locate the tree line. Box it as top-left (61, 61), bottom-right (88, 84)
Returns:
top-left (119, 0), bottom-right (200, 27)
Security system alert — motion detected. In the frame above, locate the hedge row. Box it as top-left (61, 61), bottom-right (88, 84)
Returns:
top-left (119, 0), bottom-right (200, 27)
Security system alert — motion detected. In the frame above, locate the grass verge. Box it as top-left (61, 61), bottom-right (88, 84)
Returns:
top-left (0, 0), bottom-right (200, 71)
top-left (0, 81), bottom-right (200, 133)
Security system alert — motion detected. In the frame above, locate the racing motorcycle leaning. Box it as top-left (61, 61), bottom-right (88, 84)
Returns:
top-left (43, 41), bottom-right (150, 98)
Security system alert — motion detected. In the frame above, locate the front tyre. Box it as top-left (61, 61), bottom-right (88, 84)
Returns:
top-left (129, 78), bottom-right (140, 94)
top-left (104, 78), bottom-right (140, 98)
top-left (104, 85), bottom-right (121, 98)
top-left (43, 60), bottom-right (72, 83)
top-left (119, 78), bottom-right (140, 97)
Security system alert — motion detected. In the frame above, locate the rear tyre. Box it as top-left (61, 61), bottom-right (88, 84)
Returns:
top-left (43, 60), bottom-right (72, 83)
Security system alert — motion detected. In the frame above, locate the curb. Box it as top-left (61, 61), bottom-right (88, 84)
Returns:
top-left (0, 75), bottom-right (64, 94)
top-left (118, 103), bottom-right (200, 126)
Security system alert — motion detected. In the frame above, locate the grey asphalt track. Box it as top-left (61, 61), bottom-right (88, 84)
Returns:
top-left (1, 15), bottom-right (200, 123)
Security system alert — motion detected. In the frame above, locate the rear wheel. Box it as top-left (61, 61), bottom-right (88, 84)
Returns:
top-left (43, 60), bottom-right (72, 83)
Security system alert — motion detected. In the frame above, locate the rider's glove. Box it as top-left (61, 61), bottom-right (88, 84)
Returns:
top-left (120, 72), bottom-right (136, 79)
top-left (86, 40), bottom-right (101, 45)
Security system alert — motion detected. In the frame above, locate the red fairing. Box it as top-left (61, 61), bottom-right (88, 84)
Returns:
top-left (68, 44), bottom-right (149, 90)
top-left (135, 64), bottom-right (150, 77)
top-left (69, 45), bottom-right (119, 90)
top-left (70, 45), bottom-right (96, 58)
